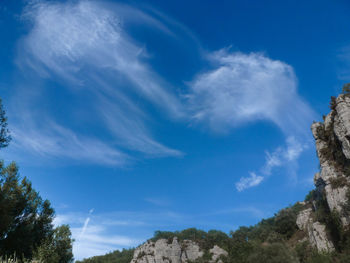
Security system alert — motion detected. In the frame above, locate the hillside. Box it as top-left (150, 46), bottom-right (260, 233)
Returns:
top-left (77, 93), bottom-right (350, 263)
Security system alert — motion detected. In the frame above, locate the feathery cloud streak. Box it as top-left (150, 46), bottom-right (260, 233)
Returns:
top-left (11, 0), bottom-right (184, 164)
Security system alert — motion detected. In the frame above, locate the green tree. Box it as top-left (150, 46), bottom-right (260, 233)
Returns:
top-left (0, 98), bottom-right (11, 148)
top-left (35, 225), bottom-right (74, 263)
top-left (0, 161), bottom-right (55, 260)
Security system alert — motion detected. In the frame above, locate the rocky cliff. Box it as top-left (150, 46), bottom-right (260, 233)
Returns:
top-left (130, 238), bottom-right (228, 263)
top-left (296, 93), bottom-right (350, 252)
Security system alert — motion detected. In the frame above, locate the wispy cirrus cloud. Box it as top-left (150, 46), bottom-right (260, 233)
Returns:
top-left (9, 120), bottom-right (128, 165)
top-left (9, 0), bottom-right (185, 165)
top-left (235, 136), bottom-right (307, 191)
top-left (188, 50), bottom-right (316, 190)
top-left (235, 172), bottom-right (264, 192)
top-left (21, 0), bottom-right (183, 115)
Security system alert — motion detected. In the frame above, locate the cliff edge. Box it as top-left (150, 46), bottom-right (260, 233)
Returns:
top-left (296, 93), bottom-right (350, 252)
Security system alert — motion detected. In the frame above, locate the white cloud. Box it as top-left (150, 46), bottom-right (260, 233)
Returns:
top-left (236, 136), bottom-right (307, 191)
top-left (263, 148), bottom-right (283, 175)
top-left (262, 136), bottom-right (306, 175)
top-left (284, 136), bottom-right (305, 161)
top-left (235, 172), bottom-right (264, 192)
top-left (188, 50), bottom-right (315, 136)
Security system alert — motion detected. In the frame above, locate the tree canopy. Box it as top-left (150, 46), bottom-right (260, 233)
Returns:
top-left (0, 160), bottom-right (55, 260)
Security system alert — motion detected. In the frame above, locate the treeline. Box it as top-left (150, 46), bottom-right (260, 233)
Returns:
top-left (75, 249), bottom-right (134, 263)
top-left (0, 98), bottom-right (74, 263)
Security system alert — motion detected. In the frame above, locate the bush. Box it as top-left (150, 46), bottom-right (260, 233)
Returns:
top-left (305, 252), bottom-right (333, 263)
top-left (274, 207), bottom-right (299, 239)
top-left (305, 190), bottom-right (315, 202)
top-left (246, 243), bottom-right (298, 263)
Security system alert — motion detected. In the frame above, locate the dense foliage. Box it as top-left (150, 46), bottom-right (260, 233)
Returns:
top-left (75, 249), bottom-right (134, 263)
top-left (0, 161), bottom-right (55, 259)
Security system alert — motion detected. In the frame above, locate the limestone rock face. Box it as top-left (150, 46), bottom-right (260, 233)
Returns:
top-left (296, 208), bottom-right (335, 252)
top-left (296, 208), bottom-right (313, 230)
top-left (311, 94), bottom-right (350, 227)
top-left (130, 238), bottom-right (227, 263)
top-left (209, 245), bottom-right (228, 263)
top-left (334, 95), bottom-right (350, 159)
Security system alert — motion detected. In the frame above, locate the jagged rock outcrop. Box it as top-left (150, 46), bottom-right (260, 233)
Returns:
top-left (296, 208), bottom-right (335, 252)
top-left (311, 94), bottom-right (350, 227)
top-left (130, 237), bottom-right (227, 263)
top-left (311, 94), bottom-right (350, 226)
top-left (296, 94), bottom-right (350, 252)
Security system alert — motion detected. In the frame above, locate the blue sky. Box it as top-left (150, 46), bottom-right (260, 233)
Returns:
top-left (1, 0), bottom-right (350, 260)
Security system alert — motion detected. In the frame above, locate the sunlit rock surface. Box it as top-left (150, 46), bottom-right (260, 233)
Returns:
top-left (130, 237), bottom-right (227, 263)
